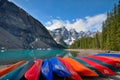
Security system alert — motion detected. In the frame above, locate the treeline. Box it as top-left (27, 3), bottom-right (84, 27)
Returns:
top-left (69, 31), bottom-right (101, 49)
top-left (70, 0), bottom-right (120, 51)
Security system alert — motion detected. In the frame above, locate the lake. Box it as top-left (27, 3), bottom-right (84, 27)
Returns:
top-left (0, 49), bottom-right (72, 64)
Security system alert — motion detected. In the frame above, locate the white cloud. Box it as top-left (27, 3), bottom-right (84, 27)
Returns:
top-left (46, 13), bottom-right (107, 32)
top-left (46, 21), bottom-right (52, 26)
top-left (46, 19), bottom-right (65, 30)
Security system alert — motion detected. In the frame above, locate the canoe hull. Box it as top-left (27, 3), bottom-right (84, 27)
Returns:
top-left (49, 57), bottom-right (71, 77)
top-left (58, 57), bottom-right (82, 80)
top-left (71, 57), bottom-right (104, 77)
top-left (80, 58), bottom-right (115, 76)
top-left (25, 59), bottom-right (42, 80)
top-left (63, 57), bottom-right (98, 76)
top-left (41, 59), bottom-right (53, 80)
top-left (88, 56), bottom-right (120, 68)
top-left (0, 60), bottom-right (26, 77)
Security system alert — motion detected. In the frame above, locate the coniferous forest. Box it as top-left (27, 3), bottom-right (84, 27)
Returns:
top-left (70, 0), bottom-right (120, 51)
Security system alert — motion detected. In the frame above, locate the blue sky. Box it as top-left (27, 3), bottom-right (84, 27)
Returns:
top-left (9, 0), bottom-right (118, 32)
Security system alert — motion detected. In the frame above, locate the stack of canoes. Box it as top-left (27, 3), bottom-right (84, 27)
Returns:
top-left (0, 53), bottom-right (120, 80)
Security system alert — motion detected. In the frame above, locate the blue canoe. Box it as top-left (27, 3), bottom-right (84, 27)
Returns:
top-left (94, 53), bottom-right (120, 58)
top-left (41, 59), bottom-right (53, 80)
top-left (0, 61), bottom-right (29, 80)
top-left (49, 57), bottom-right (71, 77)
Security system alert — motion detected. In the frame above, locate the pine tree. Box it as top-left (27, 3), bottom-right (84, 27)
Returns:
top-left (70, 0), bottom-right (120, 50)
top-left (110, 3), bottom-right (118, 50)
top-left (116, 0), bottom-right (120, 50)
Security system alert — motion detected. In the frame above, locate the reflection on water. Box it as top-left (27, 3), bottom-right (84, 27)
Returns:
top-left (1, 50), bottom-right (5, 52)
top-left (69, 51), bottom-right (78, 57)
top-left (0, 49), bottom-right (69, 64)
top-left (63, 51), bottom-right (78, 57)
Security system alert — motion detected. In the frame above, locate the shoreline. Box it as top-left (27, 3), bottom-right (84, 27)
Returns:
top-left (0, 49), bottom-right (120, 80)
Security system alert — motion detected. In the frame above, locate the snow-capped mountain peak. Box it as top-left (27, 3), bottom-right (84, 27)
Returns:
top-left (48, 27), bottom-right (98, 46)
top-left (49, 27), bottom-right (79, 46)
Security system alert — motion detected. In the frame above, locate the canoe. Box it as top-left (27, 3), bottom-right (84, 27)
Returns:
top-left (0, 60), bottom-right (26, 77)
top-left (88, 56), bottom-right (120, 68)
top-left (85, 57), bottom-right (118, 72)
top-left (80, 58), bottom-right (115, 76)
top-left (14, 60), bottom-right (34, 80)
top-left (58, 57), bottom-right (82, 80)
top-left (101, 56), bottom-right (120, 66)
top-left (25, 59), bottom-right (42, 80)
top-left (94, 53), bottom-right (120, 58)
top-left (103, 56), bottom-right (120, 62)
top-left (71, 57), bottom-right (104, 77)
top-left (0, 61), bottom-right (28, 80)
top-left (41, 59), bottom-right (53, 80)
top-left (63, 57), bottom-right (98, 76)
top-left (49, 57), bottom-right (71, 77)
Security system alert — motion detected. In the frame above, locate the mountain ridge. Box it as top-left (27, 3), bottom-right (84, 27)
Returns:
top-left (49, 27), bottom-right (80, 46)
top-left (49, 27), bottom-right (97, 46)
top-left (0, 0), bottom-right (59, 49)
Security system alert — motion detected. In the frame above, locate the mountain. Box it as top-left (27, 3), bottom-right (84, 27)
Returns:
top-left (0, 0), bottom-right (59, 49)
top-left (49, 27), bottom-right (80, 46)
top-left (49, 27), bottom-right (97, 46)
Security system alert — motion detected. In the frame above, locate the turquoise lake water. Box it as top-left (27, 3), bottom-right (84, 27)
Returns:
top-left (0, 49), bottom-right (69, 64)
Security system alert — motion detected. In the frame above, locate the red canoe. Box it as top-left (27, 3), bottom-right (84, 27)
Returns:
top-left (63, 57), bottom-right (98, 76)
top-left (24, 59), bottom-right (42, 80)
top-left (102, 56), bottom-right (120, 66)
top-left (88, 56), bottom-right (120, 68)
top-left (80, 58), bottom-right (115, 76)
top-left (58, 57), bottom-right (82, 80)
top-left (102, 56), bottom-right (120, 62)
top-left (0, 60), bottom-right (26, 77)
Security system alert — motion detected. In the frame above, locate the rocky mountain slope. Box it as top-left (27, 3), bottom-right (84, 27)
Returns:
top-left (49, 27), bottom-right (96, 46)
top-left (0, 0), bottom-right (58, 49)
top-left (49, 27), bottom-right (80, 46)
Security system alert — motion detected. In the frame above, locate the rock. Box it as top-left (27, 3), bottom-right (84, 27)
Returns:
top-left (49, 27), bottom-right (80, 46)
top-left (49, 26), bottom-right (98, 46)
top-left (0, 0), bottom-right (59, 49)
